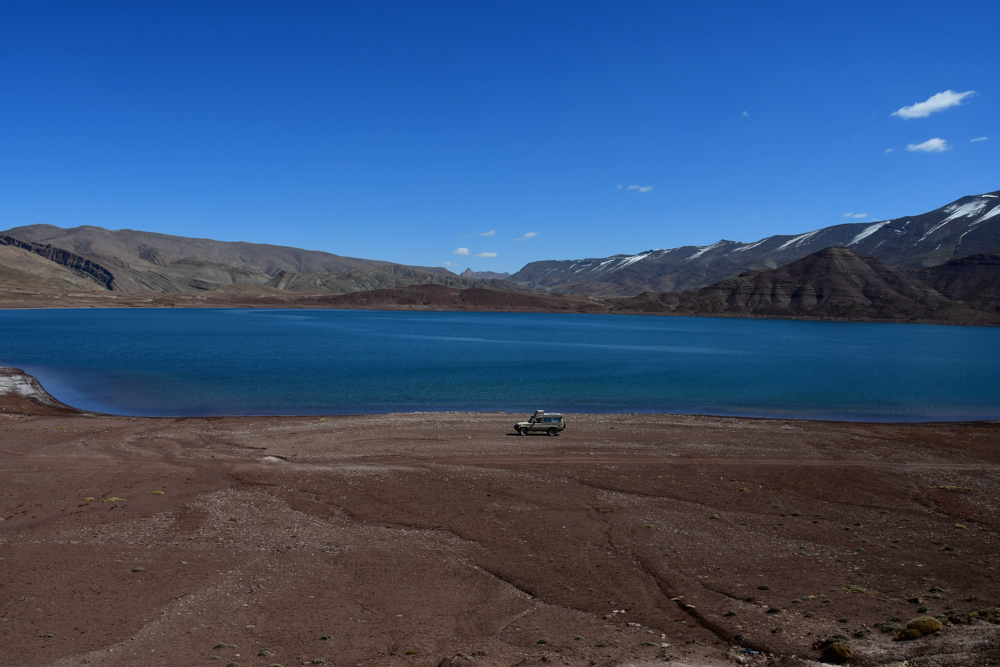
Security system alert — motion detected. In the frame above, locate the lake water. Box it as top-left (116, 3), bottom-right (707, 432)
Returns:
top-left (0, 308), bottom-right (998, 421)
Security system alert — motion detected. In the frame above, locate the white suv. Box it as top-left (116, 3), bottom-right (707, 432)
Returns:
top-left (514, 410), bottom-right (566, 436)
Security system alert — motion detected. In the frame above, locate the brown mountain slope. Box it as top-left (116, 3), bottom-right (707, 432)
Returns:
top-left (612, 247), bottom-right (1000, 324)
top-left (0, 245), bottom-right (106, 291)
top-left (0, 225), bottom-right (530, 295)
top-left (0, 224), bottom-right (468, 294)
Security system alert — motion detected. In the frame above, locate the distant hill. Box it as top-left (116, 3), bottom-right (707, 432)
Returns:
top-left (0, 225), bottom-right (517, 294)
top-left (511, 190), bottom-right (1000, 296)
top-left (612, 247), bottom-right (1000, 324)
top-left (460, 267), bottom-right (511, 280)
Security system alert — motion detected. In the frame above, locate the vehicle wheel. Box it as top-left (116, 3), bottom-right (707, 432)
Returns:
top-left (548, 427), bottom-right (558, 436)
top-left (519, 427), bottom-right (528, 436)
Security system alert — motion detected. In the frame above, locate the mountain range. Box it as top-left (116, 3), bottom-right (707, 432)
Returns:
top-left (1, 189), bottom-right (1000, 326)
top-left (510, 190), bottom-right (1000, 296)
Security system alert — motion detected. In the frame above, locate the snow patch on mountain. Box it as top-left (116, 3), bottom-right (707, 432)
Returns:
top-left (730, 239), bottom-right (766, 254)
top-left (970, 206), bottom-right (1000, 227)
top-left (775, 229), bottom-right (821, 252)
top-left (848, 221), bottom-right (890, 246)
top-left (686, 241), bottom-right (724, 261)
top-left (919, 199), bottom-right (991, 242)
top-left (612, 251), bottom-right (653, 271)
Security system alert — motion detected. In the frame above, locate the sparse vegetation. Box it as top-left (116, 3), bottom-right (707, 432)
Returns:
top-left (896, 616), bottom-right (943, 640)
top-left (131, 567), bottom-right (146, 572)
top-left (815, 634), bottom-right (852, 663)
top-left (843, 585), bottom-right (868, 594)
top-left (537, 637), bottom-right (549, 644)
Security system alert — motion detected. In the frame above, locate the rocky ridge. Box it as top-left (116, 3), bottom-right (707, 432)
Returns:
top-left (611, 247), bottom-right (1000, 324)
top-left (512, 190), bottom-right (1000, 296)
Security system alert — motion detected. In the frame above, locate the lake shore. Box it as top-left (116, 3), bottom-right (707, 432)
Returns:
top-left (2, 368), bottom-right (999, 666)
top-left (2, 287), bottom-right (998, 328)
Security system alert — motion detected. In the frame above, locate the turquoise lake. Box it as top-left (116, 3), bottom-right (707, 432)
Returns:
top-left (1, 308), bottom-right (998, 420)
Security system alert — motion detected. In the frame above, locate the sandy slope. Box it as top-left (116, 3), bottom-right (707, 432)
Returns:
top-left (1, 371), bottom-right (999, 666)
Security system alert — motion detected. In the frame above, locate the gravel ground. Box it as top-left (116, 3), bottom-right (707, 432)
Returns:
top-left (2, 373), bottom-right (999, 666)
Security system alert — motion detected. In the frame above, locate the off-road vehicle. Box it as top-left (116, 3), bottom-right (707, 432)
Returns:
top-left (514, 410), bottom-right (566, 436)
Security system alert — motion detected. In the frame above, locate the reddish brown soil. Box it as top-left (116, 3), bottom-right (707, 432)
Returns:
top-left (2, 386), bottom-right (1000, 666)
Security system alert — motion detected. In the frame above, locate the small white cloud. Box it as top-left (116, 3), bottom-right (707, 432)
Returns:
top-left (452, 247), bottom-right (470, 255)
top-left (842, 213), bottom-right (869, 219)
top-left (476, 230), bottom-right (495, 236)
top-left (906, 137), bottom-right (951, 153)
top-left (892, 90), bottom-right (976, 119)
top-left (884, 148), bottom-right (895, 153)
top-left (742, 110), bottom-right (749, 117)
top-left (616, 185), bottom-right (622, 189)
top-left (514, 232), bottom-right (539, 241)
top-left (971, 136), bottom-right (989, 142)
top-left (443, 261), bottom-right (459, 267)
top-left (624, 185), bottom-right (653, 192)
top-left (475, 252), bottom-right (497, 258)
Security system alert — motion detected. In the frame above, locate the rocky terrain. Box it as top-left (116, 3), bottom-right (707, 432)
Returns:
top-left (610, 248), bottom-right (1000, 325)
top-left (511, 191), bottom-right (1000, 296)
top-left (1, 368), bottom-right (999, 666)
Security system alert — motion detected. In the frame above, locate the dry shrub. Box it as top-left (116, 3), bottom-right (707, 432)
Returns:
top-left (895, 616), bottom-right (943, 640)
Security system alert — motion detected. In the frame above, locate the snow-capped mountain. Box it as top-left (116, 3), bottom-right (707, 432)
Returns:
top-left (510, 190), bottom-right (1000, 296)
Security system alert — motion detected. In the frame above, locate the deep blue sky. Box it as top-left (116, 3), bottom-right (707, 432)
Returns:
top-left (1, 1), bottom-right (997, 273)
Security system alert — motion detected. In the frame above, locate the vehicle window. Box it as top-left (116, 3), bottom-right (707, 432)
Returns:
top-left (543, 417), bottom-right (551, 422)
top-left (553, 417), bottom-right (561, 422)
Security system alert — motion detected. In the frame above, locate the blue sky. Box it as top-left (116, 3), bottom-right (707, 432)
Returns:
top-left (1, 1), bottom-right (997, 274)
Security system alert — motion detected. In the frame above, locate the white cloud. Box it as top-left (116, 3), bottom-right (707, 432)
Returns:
top-left (884, 148), bottom-right (895, 153)
top-left (971, 136), bottom-right (989, 142)
top-left (514, 232), bottom-right (539, 241)
top-left (625, 185), bottom-right (653, 192)
top-left (452, 247), bottom-right (470, 255)
top-left (906, 137), bottom-right (951, 153)
top-left (742, 110), bottom-right (749, 117)
top-left (891, 90), bottom-right (976, 119)
top-left (842, 213), bottom-right (869, 219)
top-left (476, 230), bottom-right (495, 236)
top-left (443, 261), bottom-right (460, 267)
top-left (475, 252), bottom-right (497, 258)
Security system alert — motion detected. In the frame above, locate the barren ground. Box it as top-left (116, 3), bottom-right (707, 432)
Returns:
top-left (1, 375), bottom-right (999, 666)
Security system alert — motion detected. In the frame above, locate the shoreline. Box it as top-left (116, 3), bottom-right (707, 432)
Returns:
top-left (1, 287), bottom-right (998, 327)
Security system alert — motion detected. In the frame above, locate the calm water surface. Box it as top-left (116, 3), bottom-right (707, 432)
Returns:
top-left (1, 308), bottom-right (998, 420)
